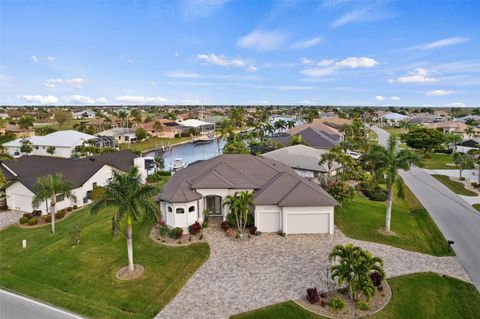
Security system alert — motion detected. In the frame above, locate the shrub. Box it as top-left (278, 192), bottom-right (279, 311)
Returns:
top-left (226, 212), bottom-right (254, 227)
top-left (43, 215), bottom-right (52, 223)
top-left (158, 225), bottom-right (169, 236)
top-left (328, 297), bottom-right (345, 311)
top-left (371, 192), bottom-right (388, 201)
top-left (320, 299), bottom-right (327, 307)
top-left (188, 221), bottom-right (202, 235)
top-left (202, 221), bottom-right (209, 228)
top-left (159, 219), bottom-right (166, 226)
top-left (157, 170), bottom-right (172, 176)
top-left (19, 216), bottom-right (29, 224)
top-left (55, 211), bottom-right (66, 219)
top-left (220, 221), bottom-right (230, 231)
top-left (471, 182), bottom-right (478, 188)
top-left (225, 228), bottom-right (235, 237)
top-left (32, 210), bottom-right (42, 217)
top-left (73, 205), bottom-right (78, 209)
top-left (249, 226), bottom-right (257, 235)
top-left (306, 287), bottom-right (320, 304)
top-left (356, 301), bottom-right (370, 311)
top-left (369, 271), bottom-right (383, 287)
top-left (67, 207), bottom-right (73, 212)
top-left (22, 213), bottom-right (33, 220)
top-left (169, 227), bottom-right (183, 239)
top-left (460, 177), bottom-right (466, 181)
top-left (27, 218), bottom-right (38, 226)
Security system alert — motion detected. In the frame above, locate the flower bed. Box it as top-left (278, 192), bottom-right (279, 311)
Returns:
top-left (219, 220), bottom-right (260, 241)
top-left (295, 280), bottom-right (391, 319)
top-left (18, 207), bottom-right (77, 228)
top-left (150, 221), bottom-right (206, 246)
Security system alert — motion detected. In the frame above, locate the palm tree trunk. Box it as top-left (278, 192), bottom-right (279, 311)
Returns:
top-left (50, 204), bottom-right (56, 234)
top-left (385, 186), bottom-right (393, 232)
top-left (127, 215), bottom-right (134, 272)
top-left (459, 165), bottom-right (463, 179)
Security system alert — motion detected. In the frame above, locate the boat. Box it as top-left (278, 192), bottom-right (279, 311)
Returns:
top-left (193, 134), bottom-right (214, 145)
top-left (170, 158), bottom-right (187, 172)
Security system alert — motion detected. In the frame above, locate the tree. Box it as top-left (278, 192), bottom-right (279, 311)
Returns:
top-left (286, 120), bottom-right (296, 129)
top-left (217, 119), bottom-right (233, 152)
top-left (223, 191), bottom-right (255, 238)
top-left (401, 127), bottom-right (445, 153)
top-left (452, 152), bottom-right (473, 179)
top-left (466, 126), bottom-right (476, 138)
top-left (228, 107), bottom-right (245, 129)
top-left (54, 110), bottom-right (72, 127)
top-left (223, 138), bottom-right (249, 154)
top-left (319, 152), bottom-right (339, 178)
top-left (90, 167), bottom-right (160, 272)
top-left (36, 126), bottom-right (57, 136)
top-left (468, 147), bottom-right (480, 184)
top-left (329, 244), bottom-right (384, 301)
top-left (32, 174), bottom-right (76, 234)
top-left (445, 133), bottom-right (462, 153)
top-left (117, 111), bottom-right (129, 127)
top-left (20, 139), bottom-right (33, 154)
top-left (301, 108), bottom-right (318, 123)
top-left (153, 121), bottom-right (163, 135)
top-left (274, 119), bottom-right (286, 132)
top-left (366, 136), bottom-right (419, 232)
top-left (18, 115), bottom-right (34, 133)
top-left (135, 128), bottom-right (147, 141)
top-left (288, 135), bottom-right (307, 146)
top-left (46, 146), bottom-right (56, 155)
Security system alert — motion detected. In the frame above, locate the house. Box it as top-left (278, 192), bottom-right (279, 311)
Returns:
top-left (0, 151), bottom-right (152, 214)
top-left (5, 123), bottom-right (36, 138)
top-left (455, 137), bottom-right (480, 153)
top-left (2, 130), bottom-right (96, 158)
top-left (409, 114), bottom-right (444, 124)
top-left (288, 119), bottom-right (343, 140)
top-left (315, 117), bottom-right (353, 130)
top-left (423, 121), bottom-right (480, 139)
top-left (262, 145), bottom-right (342, 179)
top-left (137, 119), bottom-right (182, 138)
top-left (379, 112), bottom-right (409, 126)
top-left (272, 126), bottom-right (340, 149)
top-left (98, 127), bottom-right (137, 144)
top-left (156, 154), bottom-right (338, 234)
top-left (177, 119), bottom-right (215, 135)
top-left (73, 109), bottom-right (96, 119)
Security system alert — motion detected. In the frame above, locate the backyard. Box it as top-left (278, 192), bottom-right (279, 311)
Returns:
top-left (335, 182), bottom-right (452, 256)
top-left (417, 152), bottom-right (456, 169)
top-left (432, 174), bottom-right (477, 196)
top-left (119, 136), bottom-right (192, 152)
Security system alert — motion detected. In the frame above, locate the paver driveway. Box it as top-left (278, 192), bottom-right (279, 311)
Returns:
top-left (0, 210), bottom-right (23, 230)
top-left (156, 227), bottom-right (469, 319)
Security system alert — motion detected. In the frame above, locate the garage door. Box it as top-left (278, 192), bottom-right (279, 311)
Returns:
top-left (287, 213), bottom-right (329, 234)
top-left (257, 211), bottom-right (281, 232)
top-left (11, 193), bottom-right (33, 212)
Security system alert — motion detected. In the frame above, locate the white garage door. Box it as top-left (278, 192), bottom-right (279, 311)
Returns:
top-left (257, 211), bottom-right (281, 232)
top-left (11, 193), bottom-right (33, 212)
top-left (287, 213), bottom-right (329, 234)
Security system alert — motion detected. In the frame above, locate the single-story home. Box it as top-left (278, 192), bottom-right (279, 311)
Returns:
top-left (73, 109), bottom-right (95, 119)
top-left (98, 127), bottom-right (137, 144)
top-left (423, 121), bottom-right (480, 139)
top-left (4, 123), bottom-right (36, 138)
top-left (454, 137), bottom-right (480, 153)
top-left (177, 119), bottom-right (215, 135)
top-left (0, 151), bottom-right (152, 214)
top-left (262, 145), bottom-right (342, 178)
top-left (2, 130), bottom-right (96, 158)
top-left (272, 126), bottom-right (340, 149)
top-left (379, 112), bottom-right (409, 125)
top-left (157, 154), bottom-right (338, 234)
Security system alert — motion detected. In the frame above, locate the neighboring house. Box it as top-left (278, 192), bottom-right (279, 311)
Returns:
top-left (5, 123), bottom-right (36, 138)
top-left (177, 119), bottom-right (215, 135)
top-left (273, 126), bottom-right (340, 149)
top-left (315, 117), bottom-right (353, 130)
top-left (73, 109), bottom-right (95, 119)
top-left (454, 137), bottom-right (480, 153)
top-left (157, 154), bottom-right (338, 234)
top-left (0, 113), bottom-right (8, 119)
top-left (379, 112), bottom-right (409, 125)
top-left (262, 145), bottom-right (342, 178)
top-left (0, 151), bottom-right (152, 213)
top-left (137, 119), bottom-right (182, 138)
top-left (203, 115), bottom-right (226, 125)
top-left (288, 119), bottom-right (343, 140)
top-left (409, 114), bottom-right (444, 124)
top-left (457, 115), bottom-right (480, 124)
top-left (98, 127), bottom-right (137, 144)
top-left (2, 130), bottom-right (96, 158)
top-left (423, 121), bottom-right (480, 139)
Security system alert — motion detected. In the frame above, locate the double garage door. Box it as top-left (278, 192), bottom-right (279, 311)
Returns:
top-left (257, 210), bottom-right (330, 234)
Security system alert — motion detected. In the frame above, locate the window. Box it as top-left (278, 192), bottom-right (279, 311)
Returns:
top-left (176, 208), bottom-right (185, 214)
top-left (167, 206), bottom-right (173, 213)
top-left (188, 206), bottom-right (195, 213)
top-left (92, 182), bottom-right (97, 189)
top-left (56, 194), bottom-right (65, 202)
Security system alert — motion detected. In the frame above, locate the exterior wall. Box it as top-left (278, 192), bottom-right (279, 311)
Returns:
top-left (5, 144), bottom-right (78, 158)
top-left (196, 188), bottom-right (253, 221)
top-left (294, 169), bottom-right (315, 179)
top-left (162, 200), bottom-right (199, 230)
top-left (255, 205), bottom-right (282, 233)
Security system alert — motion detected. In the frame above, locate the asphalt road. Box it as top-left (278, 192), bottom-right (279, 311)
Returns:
top-left (0, 289), bottom-right (84, 319)
top-left (372, 126), bottom-right (480, 291)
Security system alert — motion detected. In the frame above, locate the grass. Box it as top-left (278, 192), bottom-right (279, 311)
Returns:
top-left (473, 204), bottom-right (480, 212)
top-left (119, 136), bottom-right (192, 152)
top-left (38, 119), bottom-right (85, 130)
top-left (417, 152), bottom-right (455, 169)
top-left (432, 174), bottom-right (477, 196)
top-left (382, 127), bottom-right (408, 138)
top-left (231, 273), bottom-right (480, 319)
top-left (0, 180), bottom-right (210, 319)
top-left (335, 181), bottom-right (453, 256)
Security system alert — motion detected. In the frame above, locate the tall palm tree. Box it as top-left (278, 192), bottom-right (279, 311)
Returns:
top-left (217, 119), bottom-right (234, 152)
top-left (223, 191), bottom-right (255, 238)
top-left (18, 115), bottom-right (34, 135)
top-left (366, 135), bottom-right (419, 232)
top-left (32, 174), bottom-right (76, 234)
top-left (452, 152), bottom-right (473, 179)
top-left (286, 120), bottom-right (296, 130)
top-left (466, 126), bottom-right (476, 138)
top-left (117, 111), bottom-right (128, 128)
top-left (90, 167), bottom-right (160, 272)
top-left (274, 119), bottom-right (287, 132)
top-left (319, 152), bottom-right (339, 178)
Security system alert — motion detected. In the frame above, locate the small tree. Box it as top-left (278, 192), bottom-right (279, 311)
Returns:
top-left (452, 152), bottom-right (473, 179)
top-left (20, 139), bottom-right (33, 154)
top-left (135, 128), bottom-right (147, 141)
top-left (54, 110), bottom-right (72, 127)
top-left (46, 146), bottom-right (56, 155)
top-left (401, 127), bottom-right (445, 153)
top-left (223, 191), bottom-right (255, 238)
top-left (18, 115), bottom-right (34, 134)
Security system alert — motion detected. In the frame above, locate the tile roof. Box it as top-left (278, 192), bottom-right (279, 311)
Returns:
top-left (3, 130), bottom-right (96, 148)
top-left (273, 126), bottom-right (340, 149)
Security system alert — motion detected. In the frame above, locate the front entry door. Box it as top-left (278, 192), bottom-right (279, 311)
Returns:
top-left (205, 196), bottom-right (222, 215)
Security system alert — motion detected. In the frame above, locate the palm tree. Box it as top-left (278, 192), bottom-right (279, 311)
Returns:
top-left (117, 111), bottom-right (128, 128)
top-left (452, 152), bottom-right (473, 179)
top-left (264, 123), bottom-right (275, 137)
top-left (469, 147), bottom-right (480, 184)
top-left (466, 126), bottom-right (476, 138)
top-left (286, 120), bottom-right (296, 130)
top-left (90, 167), bottom-right (160, 272)
top-left (32, 174), bottom-right (76, 234)
top-left (319, 152), bottom-right (339, 178)
top-left (18, 115), bottom-right (34, 135)
top-left (217, 119), bottom-right (234, 152)
top-left (229, 107), bottom-right (245, 129)
top-left (274, 120), bottom-right (286, 132)
top-left (223, 191), bottom-right (255, 238)
top-left (153, 121), bottom-right (163, 136)
top-left (446, 133), bottom-right (462, 153)
top-left (366, 135), bottom-right (420, 232)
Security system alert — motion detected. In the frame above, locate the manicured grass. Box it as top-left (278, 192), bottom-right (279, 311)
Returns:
top-left (473, 203), bottom-right (480, 212)
top-left (432, 174), bottom-right (477, 196)
top-left (231, 273), bottom-right (480, 319)
top-left (230, 301), bottom-right (327, 319)
top-left (417, 152), bottom-right (455, 169)
top-left (382, 127), bottom-right (408, 138)
top-left (120, 136), bottom-right (192, 152)
top-left (372, 272), bottom-right (480, 319)
top-left (40, 119), bottom-right (85, 130)
top-left (335, 182), bottom-right (452, 256)
top-left (0, 186), bottom-right (210, 319)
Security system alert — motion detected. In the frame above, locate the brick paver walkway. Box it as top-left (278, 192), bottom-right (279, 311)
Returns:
top-left (0, 210), bottom-right (23, 230)
top-left (156, 227), bottom-right (469, 319)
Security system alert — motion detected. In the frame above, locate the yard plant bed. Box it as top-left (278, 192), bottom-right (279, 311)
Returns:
top-left (150, 224), bottom-right (206, 246)
top-left (0, 206), bottom-right (210, 319)
top-left (432, 174), bottom-right (477, 196)
top-left (18, 208), bottom-right (76, 228)
top-left (335, 181), bottom-right (452, 256)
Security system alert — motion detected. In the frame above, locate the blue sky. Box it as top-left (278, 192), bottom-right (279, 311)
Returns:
top-left (1, 0), bottom-right (479, 107)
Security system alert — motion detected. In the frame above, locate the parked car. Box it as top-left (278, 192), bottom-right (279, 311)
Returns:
top-left (346, 150), bottom-right (361, 160)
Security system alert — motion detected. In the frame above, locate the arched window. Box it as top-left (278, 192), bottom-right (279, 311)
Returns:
top-left (176, 208), bottom-right (185, 214)
top-left (167, 206), bottom-right (173, 213)
top-left (188, 206), bottom-right (195, 213)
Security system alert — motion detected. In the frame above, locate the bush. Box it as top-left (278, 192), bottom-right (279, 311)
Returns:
top-left (225, 228), bottom-right (235, 237)
top-left (249, 226), bottom-right (257, 235)
top-left (43, 215), bottom-right (52, 223)
top-left (369, 271), bottom-right (383, 287)
top-left (220, 221), bottom-right (230, 231)
top-left (471, 182), bottom-right (478, 188)
top-left (460, 177), bottom-right (466, 181)
top-left (328, 297), bottom-right (345, 311)
top-left (158, 225), bottom-right (169, 236)
top-left (188, 221), bottom-right (202, 235)
top-left (67, 207), bottom-right (73, 212)
top-left (157, 170), bottom-right (172, 176)
top-left (73, 205), bottom-right (78, 209)
top-left (32, 210), bottom-right (42, 217)
top-left (55, 211), bottom-right (66, 219)
top-left (356, 301), bottom-right (370, 311)
top-left (306, 287), bottom-right (320, 304)
top-left (27, 218), bottom-right (38, 226)
top-left (19, 216), bottom-right (29, 224)
top-left (169, 227), bottom-right (183, 239)
top-left (22, 213), bottom-right (33, 220)
top-left (226, 212), bottom-right (254, 228)
top-left (202, 221), bottom-right (209, 228)
top-left (371, 192), bottom-right (388, 201)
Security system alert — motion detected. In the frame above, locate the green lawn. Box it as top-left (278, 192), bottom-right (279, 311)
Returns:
top-left (120, 136), bottom-right (192, 152)
top-left (382, 127), bottom-right (408, 138)
top-left (231, 273), bottom-right (480, 319)
top-left (417, 153), bottom-right (455, 169)
top-left (432, 174), bottom-right (477, 196)
top-left (44, 119), bottom-right (85, 130)
top-left (0, 196), bottom-right (209, 318)
top-left (335, 182), bottom-right (452, 256)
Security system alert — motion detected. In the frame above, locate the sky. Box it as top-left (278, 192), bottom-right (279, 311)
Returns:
top-left (1, 0), bottom-right (479, 107)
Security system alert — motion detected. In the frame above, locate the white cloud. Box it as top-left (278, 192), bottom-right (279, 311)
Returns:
top-left (331, 2), bottom-right (392, 28)
top-left (246, 65), bottom-right (258, 72)
top-left (180, 0), bottom-right (229, 20)
top-left (197, 54), bottom-right (256, 72)
top-left (174, 52), bottom-right (179, 57)
top-left (181, 99), bottom-right (202, 105)
top-left (300, 100), bottom-right (314, 105)
top-left (375, 95), bottom-right (385, 101)
top-left (422, 37), bottom-right (470, 50)
top-left (290, 37), bottom-right (322, 49)
top-left (114, 96), bottom-right (167, 104)
top-left (44, 78), bottom-right (64, 88)
top-left (31, 55), bottom-right (39, 62)
top-left (237, 29), bottom-right (287, 51)
top-left (95, 97), bottom-right (108, 103)
top-left (66, 95), bottom-right (95, 104)
top-left (44, 77), bottom-right (85, 89)
top-left (426, 90), bottom-right (454, 96)
top-left (165, 71), bottom-right (201, 79)
top-left (47, 56), bottom-right (55, 62)
top-left (20, 95), bottom-right (58, 105)
top-left (65, 78), bottom-right (85, 89)
top-left (390, 96), bottom-right (401, 101)
top-left (120, 54), bottom-right (135, 63)
top-left (391, 68), bottom-right (437, 84)
top-left (302, 56), bottom-right (378, 77)
top-left (300, 57), bottom-right (314, 65)
top-left (446, 102), bottom-right (465, 107)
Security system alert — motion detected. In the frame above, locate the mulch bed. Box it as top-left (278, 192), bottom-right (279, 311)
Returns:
top-left (150, 226), bottom-right (206, 246)
top-left (295, 280), bottom-right (392, 319)
top-left (18, 209), bottom-right (76, 229)
top-left (116, 264), bottom-right (144, 281)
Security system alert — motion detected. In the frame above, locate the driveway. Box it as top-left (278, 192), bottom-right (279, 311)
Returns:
top-left (156, 227), bottom-right (468, 319)
top-left (0, 210), bottom-right (23, 230)
top-left (373, 126), bottom-right (480, 291)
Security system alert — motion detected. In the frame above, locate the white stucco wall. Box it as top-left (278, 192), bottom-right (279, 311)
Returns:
top-left (5, 145), bottom-right (78, 158)
top-left (162, 200), bottom-right (199, 229)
